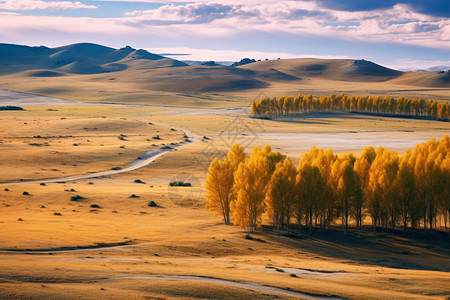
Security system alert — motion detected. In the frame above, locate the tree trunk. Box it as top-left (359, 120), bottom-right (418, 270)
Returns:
top-left (309, 211), bottom-right (313, 233)
top-left (423, 194), bottom-right (427, 233)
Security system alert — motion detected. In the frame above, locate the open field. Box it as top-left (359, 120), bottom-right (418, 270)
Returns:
top-left (0, 88), bottom-right (449, 299)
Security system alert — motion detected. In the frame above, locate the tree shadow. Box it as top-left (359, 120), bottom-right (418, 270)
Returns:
top-left (262, 226), bottom-right (450, 272)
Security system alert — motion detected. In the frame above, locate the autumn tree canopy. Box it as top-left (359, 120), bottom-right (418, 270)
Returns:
top-left (206, 136), bottom-right (450, 234)
top-left (251, 94), bottom-right (450, 121)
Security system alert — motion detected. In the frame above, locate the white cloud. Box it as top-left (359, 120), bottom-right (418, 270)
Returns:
top-left (0, 0), bottom-right (96, 10)
top-left (396, 58), bottom-right (450, 70)
top-left (117, 1), bottom-right (450, 50)
top-left (1, 0), bottom-right (450, 52)
top-left (91, 0), bottom-right (192, 2)
top-left (0, 10), bottom-right (17, 15)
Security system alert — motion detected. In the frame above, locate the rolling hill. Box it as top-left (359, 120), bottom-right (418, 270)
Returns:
top-left (0, 43), bottom-right (449, 99)
top-left (0, 43), bottom-right (188, 75)
top-left (238, 58), bottom-right (402, 82)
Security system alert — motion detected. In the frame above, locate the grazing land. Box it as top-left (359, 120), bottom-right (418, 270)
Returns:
top-left (0, 44), bottom-right (449, 299)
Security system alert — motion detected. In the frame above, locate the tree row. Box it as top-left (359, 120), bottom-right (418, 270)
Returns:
top-left (251, 94), bottom-right (450, 121)
top-left (205, 136), bottom-right (450, 233)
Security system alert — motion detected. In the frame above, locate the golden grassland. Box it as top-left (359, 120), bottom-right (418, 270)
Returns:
top-left (2, 67), bottom-right (450, 108)
top-left (0, 106), bottom-right (185, 182)
top-left (0, 91), bottom-right (449, 299)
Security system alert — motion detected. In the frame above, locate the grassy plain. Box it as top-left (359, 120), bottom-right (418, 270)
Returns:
top-left (0, 75), bottom-right (449, 299)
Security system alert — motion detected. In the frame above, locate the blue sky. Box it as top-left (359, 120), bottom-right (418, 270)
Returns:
top-left (1, 0), bottom-right (450, 69)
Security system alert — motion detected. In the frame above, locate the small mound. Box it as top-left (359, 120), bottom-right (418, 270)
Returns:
top-left (49, 49), bottom-right (78, 61)
top-left (57, 61), bottom-right (107, 74)
top-left (127, 49), bottom-right (164, 61)
top-left (27, 70), bottom-right (65, 77)
top-left (137, 66), bottom-right (267, 92)
top-left (349, 59), bottom-right (401, 77)
top-left (239, 58), bottom-right (402, 82)
top-left (257, 68), bottom-right (300, 81)
top-left (391, 71), bottom-right (450, 87)
top-left (304, 64), bottom-right (327, 72)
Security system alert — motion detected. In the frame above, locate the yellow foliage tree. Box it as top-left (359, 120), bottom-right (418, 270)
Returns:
top-left (331, 156), bottom-right (361, 233)
top-left (395, 149), bottom-right (416, 230)
top-left (265, 157), bottom-right (297, 230)
top-left (205, 158), bottom-right (235, 225)
top-left (233, 146), bottom-right (269, 231)
top-left (296, 163), bottom-right (327, 233)
top-left (367, 147), bottom-right (399, 231)
top-left (353, 157), bottom-right (370, 229)
top-left (226, 143), bottom-right (246, 170)
top-left (206, 136), bottom-right (449, 233)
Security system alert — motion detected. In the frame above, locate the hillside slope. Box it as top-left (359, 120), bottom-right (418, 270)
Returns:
top-left (0, 43), bottom-right (188, 75)
top-left (238, 58), bottom-right (402, 82)
top-left (1, 43), bottom-right (449, 97)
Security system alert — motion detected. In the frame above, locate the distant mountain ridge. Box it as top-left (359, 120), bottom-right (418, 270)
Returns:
top-left (0, 43), bottom-right (188, 75)
top-left (0, 42), bottom-right (448, 92)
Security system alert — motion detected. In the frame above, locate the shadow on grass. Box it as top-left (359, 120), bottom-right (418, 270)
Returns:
top-left (261, 225), bottom-right (450, 272)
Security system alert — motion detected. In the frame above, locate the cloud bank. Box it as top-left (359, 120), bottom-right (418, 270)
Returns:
top-left (0, 0), bottom-right (96, 10)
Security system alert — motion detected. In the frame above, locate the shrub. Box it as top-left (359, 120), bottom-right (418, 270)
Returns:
top-left (40, 183), bottom-right (46, 186)
top-left (70, 195), bottom-right (84, 201)
top-left (134, 179), bottom-right (146, 184)
top-left (130, 194), bottom-right (140, 198)
top-left (90, 204), bottom-right (100, 208)
top-left (22, 191), bottom-right (30, 195)
top-left (0, 106), bottom-right (24, 111)
top-left (148, 201), bottom-right (157, 207)
top-left (169, 181), bottom-right (191, 187)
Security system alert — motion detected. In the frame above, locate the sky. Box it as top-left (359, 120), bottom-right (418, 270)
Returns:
top-left (1, 0), bottom-right (450, 69)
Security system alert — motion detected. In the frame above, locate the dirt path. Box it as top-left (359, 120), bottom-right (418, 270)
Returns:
top-left (0, 139), bottom-right (196, 185)
top-left (118, 275), bottom-right (342, 299)
top-left (0, 90), bottom-right (205, 185)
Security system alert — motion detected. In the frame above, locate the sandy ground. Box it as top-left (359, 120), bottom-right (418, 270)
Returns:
top-left (0, 91), bottom-right (449, 299)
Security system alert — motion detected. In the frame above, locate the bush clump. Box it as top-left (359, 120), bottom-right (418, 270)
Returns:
top-left (90, 204), bottom-right (100, 208)
top-left (134, 179), bottom-right (146, 184)
top-left (148, 201), bottom-right (157, 207)
top-left (0, 106), bottom-right (24, 111)
top-left (169, 181), bottom-right (191, 187)
top-left (70, 195), bottom-right (85, 201)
